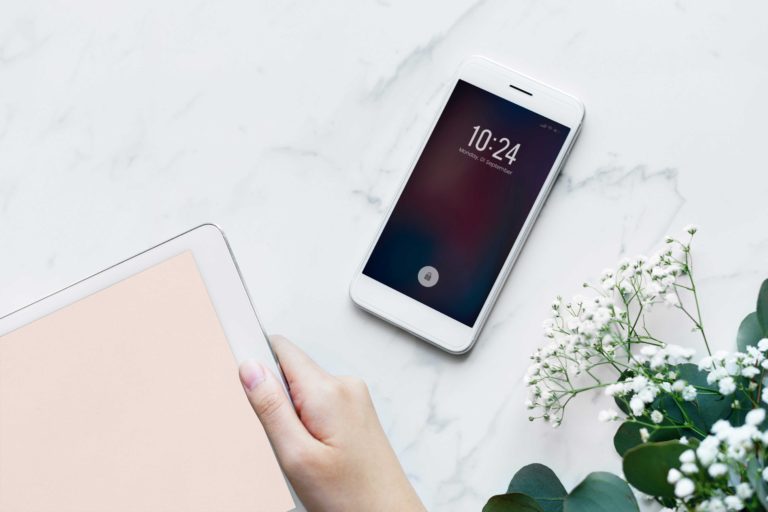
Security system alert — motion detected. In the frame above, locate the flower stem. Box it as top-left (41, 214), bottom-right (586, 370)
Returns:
top-left (686, 248), bottom-right (711, 356)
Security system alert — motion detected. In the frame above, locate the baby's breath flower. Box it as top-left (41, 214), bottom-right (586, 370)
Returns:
top-left (746, 408), bottom-right (765, 426)
top-left (723, 496), bottom-right (743, 511)
top-left (630, 396), bottom-right (646, 416)
top-left (708, 498), bottom-right (726, 512)
top-left (680, 462), bottom-right (698, 475)
top-left (605, 383), bottom-right (625, 397)
top-left (735, 482), bottom-right (753, 500)
top-left (667, 468), bottom-right (682, 484)
top-left (682, 385), bottom-right (697, 401)
top-left (679, 450), bottom-right (695, 464)
top-left (718, 377), bottom-right (736, 396)
top-left (708, 463), bottom-right (728, 478)
top-left (674, 478), bottom-right (695, 498)
top-left (598, 409), bottom-right (619, 422)
top-left (696, 436), bottom-right (719, 467)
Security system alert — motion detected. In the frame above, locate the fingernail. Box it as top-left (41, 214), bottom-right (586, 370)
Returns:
top-left (239, 360), bottom-right (266, 391)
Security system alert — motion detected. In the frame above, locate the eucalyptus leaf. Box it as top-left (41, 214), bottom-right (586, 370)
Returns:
top-left (507, 464), bottom-right (567, 512)
top-left (614, 395), bottom-right (630, 416)
top-left (737, 312), bottom-right (765, 352)
top-left (613, 421), bottom-right (680, 456)
top-left (671, 364), bottom-right (728, 434)
top-left (757, 279), bottom-right (768, 334)
top-left (622, 441), bottom-right (688, 498)
top-left (613, 370), bottom-right (637, 416)
top-left (613, 422), bottom-right (643, 456)
top-left (484, 493), bottom-right (545, 512)
top-left (675, 363), bottom-right (709, 388)
top-left (654, 393), bottom-right (685, 424)
top-left (563, 472), bottom-right (638, 512)
top-left (725, 389), bottom-right (752, 427)
top-left (747, 456), bottom-right (768, 510)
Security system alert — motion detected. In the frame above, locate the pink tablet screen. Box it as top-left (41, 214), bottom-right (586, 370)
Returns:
top-left (0, 251), bottom-right (295, 512)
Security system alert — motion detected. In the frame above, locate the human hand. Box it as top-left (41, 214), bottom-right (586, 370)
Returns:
top-left (238, 335), bottom-right (425, 512)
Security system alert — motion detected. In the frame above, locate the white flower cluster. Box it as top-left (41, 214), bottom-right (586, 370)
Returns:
top-left (666, 409), bottom-right (767, 511)
top-left (525, 230), bottom-right (698, 426)
top-left (603, 339), bottom-right (768, 430)
top-left (699, 342), bottom-right (768, 398)
top-left (598, 239), bottom-right (687, 307)
top-left (602, 344), bottom-right (697, 418)
top-left (525, 294), bottom-right (626, 425)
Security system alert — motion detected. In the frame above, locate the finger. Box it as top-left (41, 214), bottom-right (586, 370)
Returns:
top-left (269, 335), bottom-right (330, 387)
top-left (239, 359), bottom-right (313, 461)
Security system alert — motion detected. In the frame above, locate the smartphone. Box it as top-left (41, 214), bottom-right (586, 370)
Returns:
top-left (349, 56), bottom-right (584, 354)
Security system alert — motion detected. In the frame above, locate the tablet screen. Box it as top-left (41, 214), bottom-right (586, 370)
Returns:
top-left (0, 251), bottom-right (295, 512)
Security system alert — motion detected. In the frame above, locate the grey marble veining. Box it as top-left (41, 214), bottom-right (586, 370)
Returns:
top-left (1, 1), bottom-right (768, 510)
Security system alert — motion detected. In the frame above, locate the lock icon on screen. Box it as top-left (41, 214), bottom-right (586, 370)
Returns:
top-left (418, 266), bottom-right (439, 288)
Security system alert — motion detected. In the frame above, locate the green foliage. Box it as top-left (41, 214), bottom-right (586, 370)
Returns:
top-left (506, 464), bottom-right (566, 512)
top-left (612, 363), bottom-right (728, 456)
top-left (746, 456), bottom-right (768, 510)
top-left (497, 270), bottom-right (768, 510)
top-left (622, 441), bottom-right (688, 498)
top-left (483, 493), bottom-right (544, 512)
top-left (739, 279), bottom-right (768, 351)
top-left (613, 421), bottom-right (679, 456)
top-left (484, 466), bottom-right (638, 512)
top-left (563, 472), bottom-right (638, 512)
top-left (756, 279), bottom-right (768, 334)
top-left (673, 364), bottom-right (731, 431)
top-left (737, 312), bottom-right (765, 352)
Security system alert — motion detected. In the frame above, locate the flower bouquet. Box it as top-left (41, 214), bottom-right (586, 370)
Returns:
top-left (484, 227), bottom-right (768, 512)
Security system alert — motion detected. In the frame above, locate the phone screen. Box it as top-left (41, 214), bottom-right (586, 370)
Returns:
top-left (363, 79), bottom-right (570, 327)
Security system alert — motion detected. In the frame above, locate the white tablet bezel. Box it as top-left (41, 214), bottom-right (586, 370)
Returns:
top-left (0, 223), bottom-right (304, 511)
top-left (349, 56), bottom-right (584, 354)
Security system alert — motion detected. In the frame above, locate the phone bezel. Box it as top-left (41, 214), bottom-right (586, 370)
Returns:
top-left (349, 56), bottom-right (585, 354)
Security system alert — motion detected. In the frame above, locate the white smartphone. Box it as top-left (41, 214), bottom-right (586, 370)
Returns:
top-left (349, 56), bottom-right (584, 354)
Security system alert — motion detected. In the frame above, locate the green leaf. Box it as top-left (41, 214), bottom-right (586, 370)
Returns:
top-left (613, 421), bottom-right (681, 456)
top-left (738, 312), bottom-right (765, 352)
top-left (747, 456), bottom-right (768, 510)
top-left (484, 493), bottom-right (545, 512)
top-left (613, 422), bottom-right (643, 456)
top-left (725, 389), bottom-right (752, 427)
top-left (757, 279), bottom-right (768, 334)
top-left (622, 441), bottom-right (688, 498)
top-left (654, 393), bottom-right (685, 424)
top-left (670, 364), bottom-right (728, 434)
top-left (563, 472), bottom-right (639, 512)
top-left (507, 464), bottom-right (567, 512)
top-left (612, 370), bottom-right (637, 416)
top-left (614, 395), bottom-right (630, 416)
top-left (675, 363), bottom-right (708, 387)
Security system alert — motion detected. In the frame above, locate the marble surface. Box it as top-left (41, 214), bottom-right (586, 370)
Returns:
top-left (2, 0), bottom-right (768, 509)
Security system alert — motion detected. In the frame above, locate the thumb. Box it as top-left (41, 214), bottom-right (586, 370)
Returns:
top-left (239, 359), bottom-right (310, 462)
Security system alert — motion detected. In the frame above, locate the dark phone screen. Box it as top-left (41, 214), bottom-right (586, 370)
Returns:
top-left (363, 80), bottom-right (569, 326)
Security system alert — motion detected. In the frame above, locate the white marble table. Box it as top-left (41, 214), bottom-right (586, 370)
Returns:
top-left (2, 1), bottom-right (767, 509)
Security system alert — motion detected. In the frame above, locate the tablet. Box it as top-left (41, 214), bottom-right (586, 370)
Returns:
top-left (0, 224), bottom-right (301, 512)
